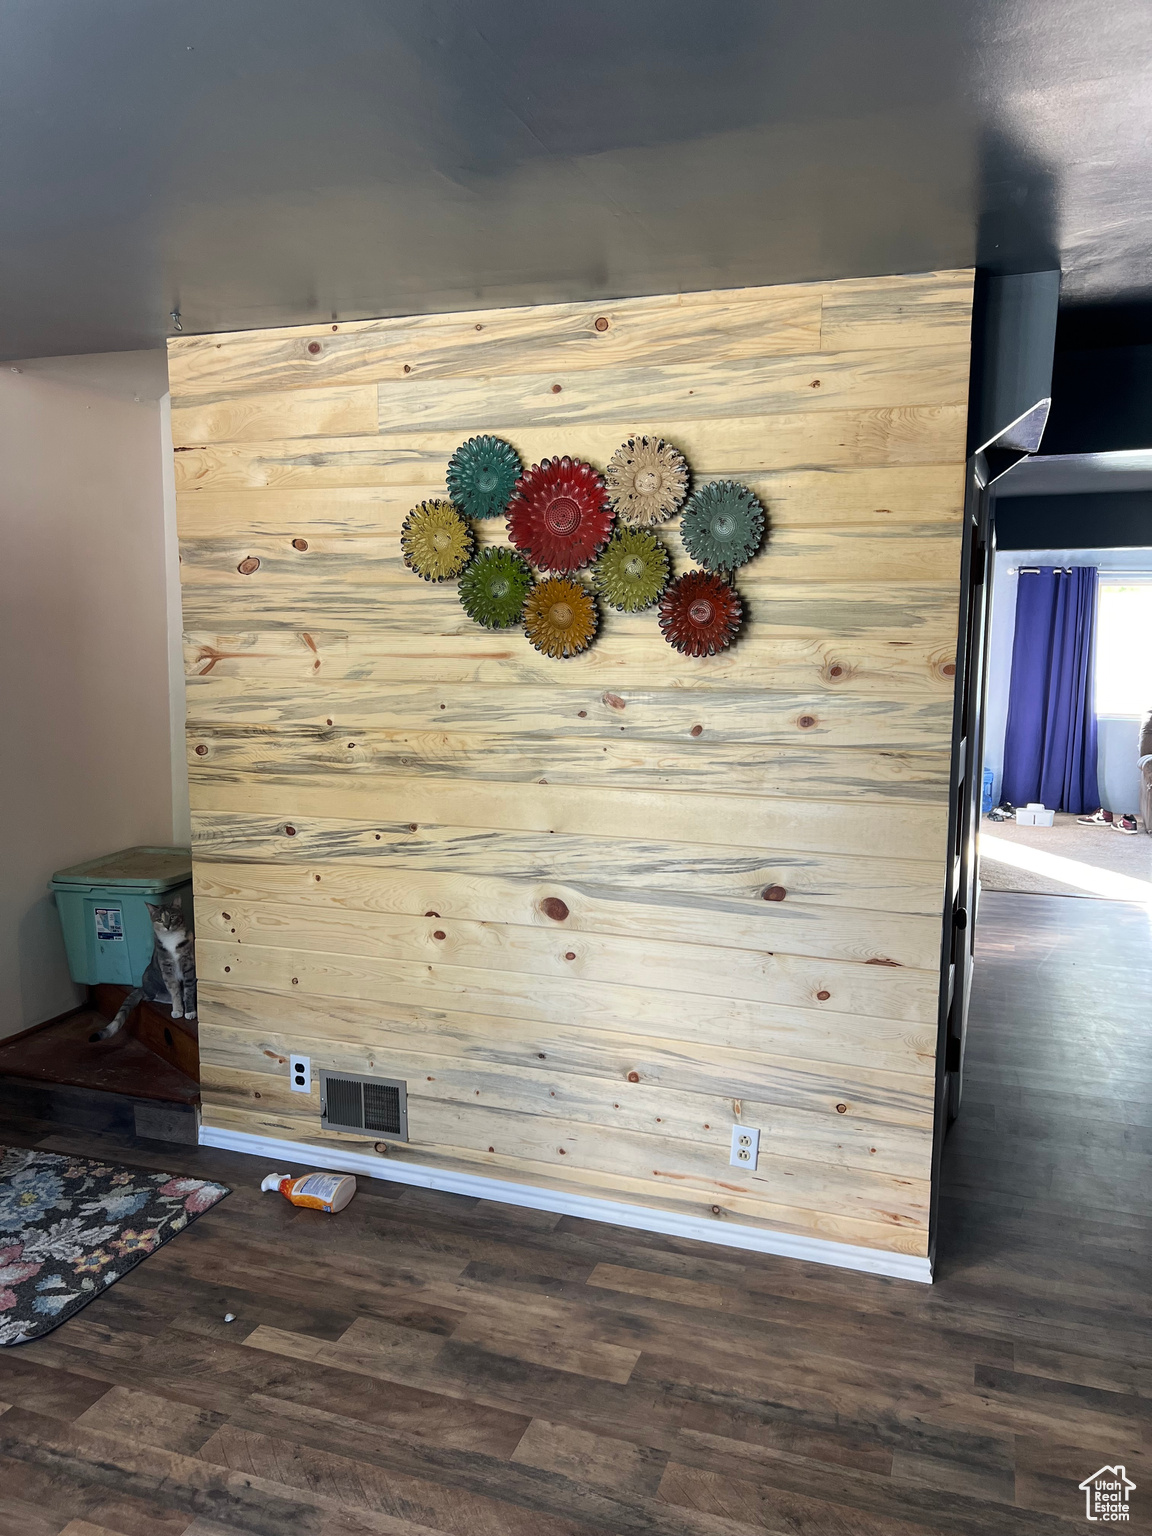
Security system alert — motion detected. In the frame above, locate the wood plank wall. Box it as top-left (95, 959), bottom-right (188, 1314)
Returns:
top-left (169, 270), bottom-right (973, 1261)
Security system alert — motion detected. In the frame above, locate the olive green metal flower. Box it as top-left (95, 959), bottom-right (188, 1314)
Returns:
top-left (591, 528), bottom-right (670, 612)
top-left (458, 546), bottom-right (534, 629)
top-left (446, 435), bottom-right (523, 520)
top-left (400, 500), bottom-right (474, 582)
top-left (679, 480), bottom-right (765, 571)
top-left (523, 577), bottom-right (599, 659)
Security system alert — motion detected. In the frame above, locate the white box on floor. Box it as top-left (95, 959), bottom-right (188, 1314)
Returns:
top-left (1015, 803), bottom-right (1055, 826)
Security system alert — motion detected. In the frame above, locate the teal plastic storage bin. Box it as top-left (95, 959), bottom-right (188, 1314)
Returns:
top-left (52, 846), bottom-right (193, 987)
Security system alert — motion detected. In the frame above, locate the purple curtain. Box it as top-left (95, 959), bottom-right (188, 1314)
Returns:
top-left (1002, 567), bottom-right (1100, 814)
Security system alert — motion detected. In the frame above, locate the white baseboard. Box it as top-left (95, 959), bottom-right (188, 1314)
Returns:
top-left (199, 1124), bottom-right (932, 1284)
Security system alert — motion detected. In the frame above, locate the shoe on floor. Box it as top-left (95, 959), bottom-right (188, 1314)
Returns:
top-left (1113, 814), bottom-right (1139, 834)
top-left (1077, 808), bottom-right (1114, 825)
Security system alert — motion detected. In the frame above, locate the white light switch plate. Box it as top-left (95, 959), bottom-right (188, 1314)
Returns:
top-left (289, 1055), bottom-right (311, 1093)
top-left (730, 1125), bottom-right (759, 1169)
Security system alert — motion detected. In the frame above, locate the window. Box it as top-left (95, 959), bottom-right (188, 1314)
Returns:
top-left (1094, 578), bottom-right (1152, 717)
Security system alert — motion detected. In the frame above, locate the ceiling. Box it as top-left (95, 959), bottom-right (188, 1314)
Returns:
top-left (3, 0), bottom-right (1152, 360)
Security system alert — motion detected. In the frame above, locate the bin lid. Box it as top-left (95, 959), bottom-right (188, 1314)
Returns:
top-left (51, 846), bottom-right (193, 892)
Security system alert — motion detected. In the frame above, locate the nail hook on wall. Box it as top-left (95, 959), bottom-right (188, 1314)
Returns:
top-left (170, 309), bottom-right (183, 333)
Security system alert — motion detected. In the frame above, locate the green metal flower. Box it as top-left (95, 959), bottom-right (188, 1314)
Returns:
top-left (400, 500), bottom-right (474, 582)
top-left (446, 435), bottom-right (523, 520)
top-left (680, 481), bottom-right (765, 571)
top-left (458, 546), bottom-right (534, 629)
top-left (591, 528), bottom-right (670, 612)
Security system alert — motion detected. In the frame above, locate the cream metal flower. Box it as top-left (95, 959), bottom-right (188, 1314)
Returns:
top-left (605, 436), bottom-right (689, 526)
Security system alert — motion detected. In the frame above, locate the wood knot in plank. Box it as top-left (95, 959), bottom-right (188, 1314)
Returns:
top-left (540, 897), bottom-right (569, 922)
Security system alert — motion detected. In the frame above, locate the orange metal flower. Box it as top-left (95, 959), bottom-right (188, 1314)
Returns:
top-left (523, 577), bottom-right (599, 659)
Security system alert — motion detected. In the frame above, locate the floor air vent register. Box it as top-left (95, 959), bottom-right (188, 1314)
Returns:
top-left (319, 1070), bottom-right (408, 1140)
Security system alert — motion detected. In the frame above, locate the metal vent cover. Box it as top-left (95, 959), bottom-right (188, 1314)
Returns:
top-left (319, 1070), bottom-right (408, 1140)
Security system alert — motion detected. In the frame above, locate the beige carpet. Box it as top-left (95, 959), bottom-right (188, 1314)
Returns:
top-left (979, 810), bottom-right (1152, 899)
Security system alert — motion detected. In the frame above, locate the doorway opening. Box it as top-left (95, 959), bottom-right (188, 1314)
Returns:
top-left (980, 552), bottom-right (1152, 900)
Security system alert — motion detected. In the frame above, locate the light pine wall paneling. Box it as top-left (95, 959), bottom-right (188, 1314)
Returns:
top-left (191, 858), bottom-right (944, 969)
top-left (166, 272), bottom-right (970, 406)
top-left (182, 627), bottom-right (958, 695)
top-left (186, 776), bottom-right (950, 863)
top-left (170, 270), bottom-right (973, 1259)
top-left (186, 728), bottom-right (953, 804)
top-left (198, 980), bottom-right (935, 1082)
top-left (190, 812), bottom-right (951, 916)
top-left (170, 409), bottom-right (969, 495)
top-left (174, 464), bottom-right (967, 539)
top-left (198, 1095), bottom-right (931, 1256)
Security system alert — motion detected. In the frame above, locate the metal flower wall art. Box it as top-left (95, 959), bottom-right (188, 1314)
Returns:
top-left (658, 570), bottom-right (744, 656)
top-left (446, 435), bottom-right (522, 520)
top-left (605, 435), bottom-right (689, 526)
top-left (458, 547), bottom-right (534, 629)
top-left (680, 480), bottom-right (765, 572)
top-left (592, 528), bottom-right (670, 612)
top-left (400, 499), bottom-right (474, 582)
top-left (400, 434), bottom-right (768, 661)
top-left (523, 577), bottom-right (599, 659)
top-left (506, 456), bottom-right (614, 572)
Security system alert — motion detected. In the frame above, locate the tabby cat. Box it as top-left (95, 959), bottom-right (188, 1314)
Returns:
top-left (89, 895), bottom-right (197, 1042)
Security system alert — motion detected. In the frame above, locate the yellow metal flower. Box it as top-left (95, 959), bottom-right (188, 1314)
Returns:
top-left (605, 436), bottom-right (689, 526)
top-left (523, 577), bottom-right (599, 659)
top-left (400, 500), bottom-right (474, 582)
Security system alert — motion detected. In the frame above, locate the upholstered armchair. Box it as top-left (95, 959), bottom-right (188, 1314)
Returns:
top-left (1141, 711), bottom-right (1152, 833)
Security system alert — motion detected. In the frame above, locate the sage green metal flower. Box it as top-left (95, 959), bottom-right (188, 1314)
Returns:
top-left (446, 435), bottom-right (523, 520)
top-left (458, 547), bottom-right (534, 629)
top-left (400, 500), bottom-right (474, 582)
top-left (680, 481), bottom-right (765, 571)
top-left (591, 528), bottom-right (670, 612)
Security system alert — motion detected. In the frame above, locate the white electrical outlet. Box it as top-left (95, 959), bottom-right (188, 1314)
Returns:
top-left (289, 1054), bottom-right (311, 1094)
top-left (730, 1125), bottom-right (760, 1170)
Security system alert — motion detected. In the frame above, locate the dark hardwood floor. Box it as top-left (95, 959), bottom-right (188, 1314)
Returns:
top-left (0, 889), bottom-right (1149, 1535)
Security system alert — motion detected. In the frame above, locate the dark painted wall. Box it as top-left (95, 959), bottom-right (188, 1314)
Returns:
top-left (994, 491), bottom-right (1152, 550)
top-left (1040, 346), bottom-right (1152, 456)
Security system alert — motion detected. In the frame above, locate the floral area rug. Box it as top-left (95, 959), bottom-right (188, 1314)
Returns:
top-left (0, 1145), bottom-right (229, 1345)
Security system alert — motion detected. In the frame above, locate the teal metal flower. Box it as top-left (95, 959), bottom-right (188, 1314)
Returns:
top-left (446, 435), bottom-right (523, 520)
top-left (591, 528), bottom-right (670, 612)
top-left (680, 481), bottom-right (765, 571)
top-left (458, 547), bottom-right (534, 629)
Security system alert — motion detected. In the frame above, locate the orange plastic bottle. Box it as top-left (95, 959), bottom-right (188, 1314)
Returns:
top-left (260, 1170), bottom-right (357, 1213)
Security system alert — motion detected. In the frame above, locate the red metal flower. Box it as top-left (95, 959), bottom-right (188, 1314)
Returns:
top-left (658, 571), bottom-right (743, 657)
top-left (506, 456), bottom-right (614, 573)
